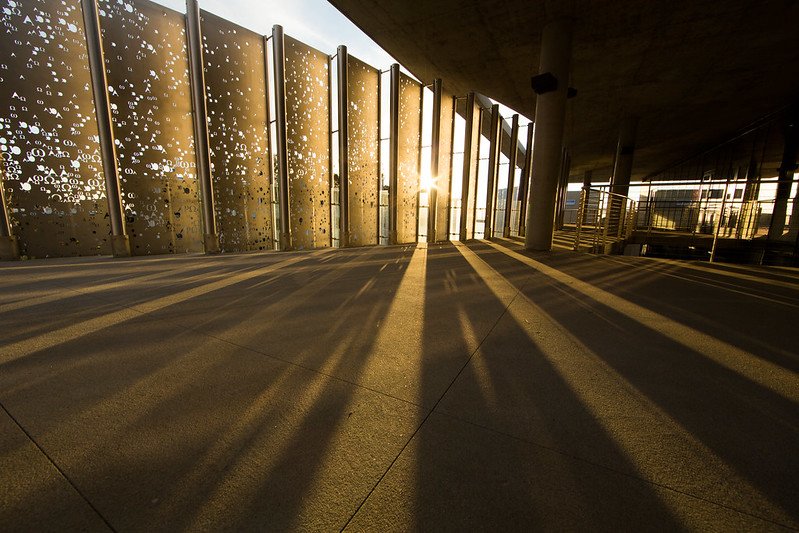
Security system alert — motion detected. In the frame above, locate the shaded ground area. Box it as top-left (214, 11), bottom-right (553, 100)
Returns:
top-left (1, 241), bottom-right (797, 531)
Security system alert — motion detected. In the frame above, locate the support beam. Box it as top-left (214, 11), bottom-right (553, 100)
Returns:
top-left (485, 104), bottom-right (501, 239)
top-left (518, 122), bottom-right (534, 237)
top-left (272, 25), bottom-right (291, 250)
top-left (459, 92), bottom-right (476, 241)
top-left (525, 18), bottom-right (573, 250)
top-left (388, 64), bottom-right (400, 245)
top-left (81, 0), bottom-right (130, 257)
top-left (186, 0), bottom-right (219, 253)
top-left (337, 45), bottom-right (350, 247)
top-left (428, 78), bottom-right (442, 243)
top-left (503, 114), bottom-right (519, 237)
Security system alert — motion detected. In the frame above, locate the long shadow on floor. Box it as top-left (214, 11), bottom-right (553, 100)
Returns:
top-left (469, 240), bottom-right (799, 526)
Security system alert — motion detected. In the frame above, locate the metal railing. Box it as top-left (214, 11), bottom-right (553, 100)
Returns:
top-left (573, 187), bottom-right (636, 252)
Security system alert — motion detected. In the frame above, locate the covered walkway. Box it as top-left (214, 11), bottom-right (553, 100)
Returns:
top-left (1, 243), bottom-right (797, 531)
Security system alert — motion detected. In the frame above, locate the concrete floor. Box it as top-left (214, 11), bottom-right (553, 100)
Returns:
top-left (1, 239), bottom-right (797, 531)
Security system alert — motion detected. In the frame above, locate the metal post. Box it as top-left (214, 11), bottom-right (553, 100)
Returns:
top-left (710, 177), bottom-right (731, 262)
top-left (272, 25), bottom-right (291, 250)
top-left (416, 83), bottom-right (423, 243)
top-left (446, 95), bottom-right (456, 240)
top-left (518, 122), bottom-right (533, 237)
top-left (503, 114), bottom-right (519, 237)
top-left (185, 0), bottom-right (219, 253)
top-left (473, 106), bottom-right (484, 237)
top-left (388, 64), bottom-right (400, 245)
top-left (0, 154), bottom-right (19, 260)
top-left (336, 45), bottom-right (350, 247)
top-left (573, 186), bottom-right (587, 251)
top-left (556, 148), bottom-right (570, 230)
top-left (459, 93), bottom-right (475, 241)
top-left (262, 35), bottom-right (277, 248)
top-left (428, 78), bottom-right (442, 243)
top-left (80, 0), bottom-right (130, 257)
top-left (484, 104), bottom-right (501, 239)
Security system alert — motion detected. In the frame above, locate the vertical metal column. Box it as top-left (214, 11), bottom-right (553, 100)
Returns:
top-left (337, 45), bottom-right (350, 247)
top-left (472, 107), bottom-right (484, 237)
top-left (272, 25), bottom-right (291, 250)
top-left (0, 154), bottom-right (19, 260)
top-left (262, 34), bottom-right (276, 248)
top-left (555, 148), bottom-right (570, 230)
top-left (388, 64), bottom-right (400, 245)
top-left (503, 114), bottom-right (519, 237)
top-left (518, 122), bottom-right (534, 237)
top-left (186, 0), bottom-right (219, 253)
top-left (80, 0), bottom-right (130, 257)
top-left (484, 104), bottom-right (501, 239)
top-left (445, 95), bottom-right (456, 240)
top-left (428, 78), bottom-right (442, 243)
top-left (459, 92), bottom-right (475, 241)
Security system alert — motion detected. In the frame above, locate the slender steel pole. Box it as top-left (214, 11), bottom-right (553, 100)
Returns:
top-left (262, 35), bottom-right (277, 248)
top-left (473, 107), bottom-right (484, 237)
top-left (459, 92), bottom-right (475, 241)
top-left (518, 122), bottom-right (534, 237)
top-left (445, 95), bottom-right (456, 240)
top-left (484, 104), bottom-right (501, 239)
top-left (272, 25), bottom-right (291, 250)
top-left (80, 0), bottom-right (130, 257)
top-left (185, 0), bottom-right (219, 253)
top-left (0, 153), bottom-right (19, 260)
top-left (503, 114), bottom-right (519, 237)
top-left (337, 45), bottom-right (350, 247)
top-left (428, 78), bottom-right (442, 243)
top-left (388, 64), bottom-right (400, 245)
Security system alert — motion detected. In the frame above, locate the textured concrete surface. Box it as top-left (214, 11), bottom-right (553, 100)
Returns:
top-left (1, 242), bottom-right (797, 531)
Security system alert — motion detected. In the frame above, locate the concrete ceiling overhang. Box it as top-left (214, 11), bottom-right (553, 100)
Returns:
top-left (328, 0), bottom-right (799, 181)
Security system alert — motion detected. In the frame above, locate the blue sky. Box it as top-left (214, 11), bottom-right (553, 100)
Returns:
top-left (152, 0), bottom-right (396, 69)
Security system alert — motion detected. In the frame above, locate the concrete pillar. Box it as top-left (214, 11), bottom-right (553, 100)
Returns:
top-left (524, 18), bottom-right (573, 251)
top-left (583, 169), bottom-right (592, 188)
top-left (610, 116), bottom-right (638, 198)
top-left (81, 0), bottom-right (131, 257)
top-left (186, 0), bottom-right (220, 253)
top-left (769, 111), bottom-right (798, 239)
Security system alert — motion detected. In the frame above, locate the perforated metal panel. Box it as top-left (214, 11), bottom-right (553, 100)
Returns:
top-left (284, 35), bottom-right (330, 250)
top-left (396, 73), bottom-right (421, 244)
top-left (435, 92), bottom-right (454, 239)
top-left (346, 55), bottom-right (379, 246)
top-left (99, 0), bottom-right (203, 255)
top-left (0, 0), bottom-right (110, 258)
top-left (202, 10), bottom-right (272, 252)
